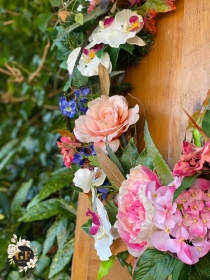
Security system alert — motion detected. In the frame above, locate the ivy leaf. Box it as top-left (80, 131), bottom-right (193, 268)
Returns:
top-left (133, 249), bottom-right (179, 280)
top-left (144, 121), bottom-right (173, 185)
top-left (71, 68), bottom-right (88, 88)
top-left (34, 13), bottom-right (53, 33)
top-left (141, 0), bottom-right (176, 18)
top-left (48, 239), bottom-right (74, 278)
top-left (202, 109), bottom-right (210, 137)
top-left (75, 13), bottom-right (84, 25)
top-left (173, 173), bottom-right (200, 203)
top-left (121, 138), bottom-right (139, 175)
top-left (87, 156), bottom-right (100, 167)
top-left (63, 79), bottom-right (72, 91)
top-left (120, 43), bottom-right (134, 55)
top-left (97, 256), bottom-right (115, 280)
top-left (135, 148), bottom-right (154, 170)
top-left (106, 139), bottom-right (125, 175)
top-left (50, 0), bottom-right (62, 7)
top-left (11, 179), bottom-right (33, 214)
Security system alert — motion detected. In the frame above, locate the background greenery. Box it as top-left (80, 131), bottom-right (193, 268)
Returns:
top-left (0, 1), bottom-right (78, 279)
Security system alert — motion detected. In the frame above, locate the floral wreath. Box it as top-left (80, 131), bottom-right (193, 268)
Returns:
top-left (7, 235), bottom-right (38, 272)
top-left (45, 0), bottom-right (210, 279)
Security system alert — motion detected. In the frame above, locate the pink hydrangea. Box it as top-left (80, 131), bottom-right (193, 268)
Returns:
top-left (57, 136), bottom-right (81, 168)
top-left (173, 141), bottom-right (210, 176)
top-left (114, 165), bottom-right (160, 257)
top-left (150, 178), bottom-right (210, 264)
top-left (74, 95), bottom-right (139, 152)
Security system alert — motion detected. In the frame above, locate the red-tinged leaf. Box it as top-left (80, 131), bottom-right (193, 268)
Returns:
top-left (144, 17), bottom-right (157, 33)
top-left (143, 0), bottom-right (176, 18)
top-left (58, 11), bottom-right (71, 22)
top-left (58, 129), bottom-right (74, 139)
top-left (110, 238), bottom-right (127, 256)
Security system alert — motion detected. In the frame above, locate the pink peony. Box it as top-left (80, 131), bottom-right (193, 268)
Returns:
top-left (114, 165), bottom-right (160, 257)
top-left (74, 95), bottom-right (139, 152)
top-left (173, 141), bottom-right (210, 176)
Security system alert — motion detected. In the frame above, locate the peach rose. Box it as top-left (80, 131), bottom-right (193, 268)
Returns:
top-left (74, 95), bottom-right (139, 152)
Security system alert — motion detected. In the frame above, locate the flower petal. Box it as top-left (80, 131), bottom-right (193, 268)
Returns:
top-left (127, 36), bottom-right (146, 46)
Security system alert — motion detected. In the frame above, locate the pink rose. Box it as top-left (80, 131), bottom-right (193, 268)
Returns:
top-left (114, 165), bottom-right (160, 257)
top-left (74, 95), bottom-right (139, 152)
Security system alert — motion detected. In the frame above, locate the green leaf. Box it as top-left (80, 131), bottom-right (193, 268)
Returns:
top-left (51, 6), bottom-right (111, 49)
top-left (60, 60), bottom-right (68, 70)
top-left (121, 138), bottom-right (139, 174)
top-left (120, 43), bottom-right (134, 55)
top-left (11, 178), bottom-right (33, 214)
top-left (0, 139), bottom-right (18, 160)
top-left (34, 13), bottom-right (53, 33)
top-left (0, 192), bottom-right (10, 218)
top-left (144, 121), bottom-right (173, 185)
top-left (106, 139), bottom-right (125, 175)
top-left (193, 129), bottom-right (202, 147)
top-left (50, 0), bottom-right (62, 7)
top-left (172, 260), bottom-right (184, 280)
top-left (104, 200), bottom-right (118, 225)
top-left (71, 68), bottom-right (88, 88)
top-left (141, 0), bottom-right (176, 15)
top-left (48, 239), bottom-right (74, 278)
top-left (43, 220), bottom-right (59, 255)
top-left (202, 109), bottom-right (210, 137)
top-left (188, 266), bottom-right (204, 280)
top-left (34, 255), bottom-right (51, 275)
top-left (87, 156), bottom-right (100, 167)
top-left (96, 46), bottom-right (107, 58)
top-left (56, 216), bottom-right (70, 249)
top-left (107, 46), bottom-right (120, 70)
top-left (81, 219), bottom-right (92, 237)
top-left (63, 79), bottom-right (72, 91)
top-left (194, 252), bottom-right (210, 277)
top-left (75, 13), bottom-right (84, 25)
top-left (133, 249), bottom-right (179, 280)
top-left (116, 251), bottom-right (132, 275)
top-left (19, 198), bottom-right (62, 222)
top-left (177, 264), bottom-right (191, 280)
top-left (31, 240), bottom-right (42, 257)
top-left (0, 148), bottom-right (18, 171)
top-left (135, 148), bottom-right (154, 170)
top-left (56, 45), bottom-right (71, 61)
top-left (173, 173), bottom-right (200, 202)
top-left (48, 116), bottom-right (66, 133)
top-left (97, 256), bottom-right (115, 280)
top-left (28, 168), bottom-right (77, 207)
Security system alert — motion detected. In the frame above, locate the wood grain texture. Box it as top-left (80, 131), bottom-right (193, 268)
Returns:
top-left (72, 1), bottom-right (210, 279)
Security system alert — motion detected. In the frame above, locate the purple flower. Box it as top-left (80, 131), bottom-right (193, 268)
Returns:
top-left (59, 97), bottom-right (76, 118)
top-left (74, 88), bottom-right (90, 99)
top-left (78, 102), bottom-right (88, 113)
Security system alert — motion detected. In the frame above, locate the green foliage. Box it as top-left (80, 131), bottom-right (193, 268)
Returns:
top-left (106, 139), bottom-right (125, 175)
top-left (104, 200), bottom-right (118, 225)
top-left (71, 67), bottom-right (89, 88)
top-left (202, 109), bottom-right (210, 137)
top-left (121, 138), bottom-right (139, 174)
top-left (135, 148), bottom-right (154, 169)
top-left (194, 253), bottom-right (210, 277)
top-left (133, 249), bottom-right (179, 280)
top-left (97, 256), bottom-right (115, 280)
top-left (144, 121), bottom-right (173, 185)
top-left (173, 173), bottom-right (200, 202)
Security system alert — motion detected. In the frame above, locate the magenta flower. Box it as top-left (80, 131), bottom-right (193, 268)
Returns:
top-left (86, 208), bottom-right (101, 235)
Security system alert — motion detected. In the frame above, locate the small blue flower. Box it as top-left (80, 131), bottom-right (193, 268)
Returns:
top-left (60, 97), bottom-right (76, 118)
top-left (74, 88), bottom-right (90, 99)
top-left (78, 102), bottom-right (88, 113)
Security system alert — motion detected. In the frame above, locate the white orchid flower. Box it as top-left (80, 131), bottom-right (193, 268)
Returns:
top-left (92, 9), bottom-right (146, 48)
top-left (67, 43), bottom-right (112, 77)
top-left (87, 198), bottom-right (113, 261)
top-left (73, 167), bottom-right (106, 193)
